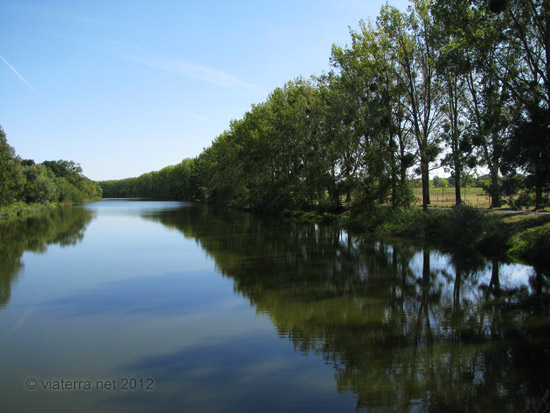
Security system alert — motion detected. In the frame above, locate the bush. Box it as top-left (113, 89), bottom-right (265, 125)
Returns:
top-left (347, 205), bottom-right (487, 248)
top-left (446, 204), bottom-right (486, 246)
top-left (509, 190), bottom-right (535, 209)
top-left (346, 206), bottom-right (400, 232)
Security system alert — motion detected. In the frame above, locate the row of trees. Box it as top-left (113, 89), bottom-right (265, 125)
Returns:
top-left (0, 126), bottom-right (102, 207)
top-left (102, 0), bottom-right (550, 211)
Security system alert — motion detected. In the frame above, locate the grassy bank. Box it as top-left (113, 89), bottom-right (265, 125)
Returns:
top-left (350, 206), bottom-right (550, 266)
top-left (285, 205), bottom-right (550, 267)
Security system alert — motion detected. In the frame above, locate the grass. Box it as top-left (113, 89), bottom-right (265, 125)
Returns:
top-left (412, 187), bottom-right (550, 211)
top-left (412, 187), bottom-right (491, 208)
top-left (488, 214), bottom-right (550, 264)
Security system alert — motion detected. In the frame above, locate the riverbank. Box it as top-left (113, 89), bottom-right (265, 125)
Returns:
top-left (0, 199), bottom-right (101, 221)
top-left (285, 206), bottom-right (550, 267)
top-left (0, 202), bottom-right (57, 220)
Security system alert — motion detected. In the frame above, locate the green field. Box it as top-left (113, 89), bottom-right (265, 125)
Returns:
top-left (412, 187), bottom-right (491, 208)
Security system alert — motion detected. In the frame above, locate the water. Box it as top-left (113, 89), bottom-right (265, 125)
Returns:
top-left (0, 200), bottom-right (548, 412)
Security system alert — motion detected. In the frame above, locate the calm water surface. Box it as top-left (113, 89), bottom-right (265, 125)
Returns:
top-left (0, 200), bottom-right (548, 412)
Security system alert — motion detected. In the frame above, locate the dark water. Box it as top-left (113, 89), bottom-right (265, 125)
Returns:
top-left (0, 200), bottom-right (548, 412)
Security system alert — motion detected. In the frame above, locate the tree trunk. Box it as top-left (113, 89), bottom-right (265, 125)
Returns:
top-left (453, 142), bottom-right (462, 206)
top-left (421, 154), bottom-right (430, 211)
top-left (455, 173), bottom-right (462, 206)
top-left (489, 166), bottom-right (501, 208)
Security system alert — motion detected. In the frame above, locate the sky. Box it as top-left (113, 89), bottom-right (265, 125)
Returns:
top-left (1, 0), bottom-right (410, 181)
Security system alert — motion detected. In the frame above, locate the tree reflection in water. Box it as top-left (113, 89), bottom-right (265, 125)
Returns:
top-left (144, 204), bottom-right (550, 411)
top-left (0, 207), bottom-right (93, 308)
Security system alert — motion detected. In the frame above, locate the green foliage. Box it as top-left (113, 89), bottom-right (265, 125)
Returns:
top-left (507, 220), bottom-right (550, 265)
top-left (100, 158), bottom-right (196, 201)
top-left (346, 206), bottom-right (400, 233)
top-left (0, 126), bottom-right (102, 211)
top-left (443, 205), bottom-right (486, 246)
top-left (478, 214), bottom-right (550, 265)
top-left (509, 191), bottom-right (535, 210)
top-left (42, 160), bottom-right (83, 183)
top-left (503, 105), bottom-right (550, 208)
top-left (344, 204), bottom-right (549, 265)
top-left (432, 176), bottom-right (449, 188)
top-left (21, 162), bottom-right (101, 205)
top-left (347, 205), bottom-right (487, 248)
top-left (0, 202), bottom-right (55, 220)
top-left (23, 164), bottom-right (59, 203)
top-left (0, 126), bottom-right (25, 206)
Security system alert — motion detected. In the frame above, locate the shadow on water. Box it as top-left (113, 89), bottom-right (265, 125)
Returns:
top-left (140, 204), bottom-right (550, 412)
top-left (0, 207), bottom-right (94, 308)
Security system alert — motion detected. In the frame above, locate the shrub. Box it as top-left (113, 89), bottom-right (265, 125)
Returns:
top-left (510, 191), bottom-right (535, 210)
top-left (348, 204), bottom-right (486, 248)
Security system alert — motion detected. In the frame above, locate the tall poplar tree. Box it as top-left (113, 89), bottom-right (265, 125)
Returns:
top-left (377, 0), bottom-right (442, 211)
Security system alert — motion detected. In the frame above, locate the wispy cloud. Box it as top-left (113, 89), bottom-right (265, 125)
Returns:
top-left (0, 55), bottom-right (38, 95)
top-left (180, 111), bottom-right (210, 121)
top-left (81, 39), bottom-right (265, 94)
top-left (122, 50), bottom-right (263, 93)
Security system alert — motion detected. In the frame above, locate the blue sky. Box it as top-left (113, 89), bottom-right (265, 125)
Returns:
top-left (1, 0), bottom-right (409, 180)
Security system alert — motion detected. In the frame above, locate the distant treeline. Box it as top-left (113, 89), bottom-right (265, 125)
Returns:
top-left (0, 126), bottom-right (102, 208)
top-left (101, 160), bottom-right (195, 200)
top-left (106, 0), bottom-right (549, 212)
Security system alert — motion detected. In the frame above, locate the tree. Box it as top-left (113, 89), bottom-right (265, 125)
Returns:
top-left (23, 164), bottom-right (59, 203)
top-left (503, 104), bottom-right (550, 208)
top-left (42, 160), bottom-right (83, 183)
top-left (316, 73), bottom-right (364, 208)
top-left (0, 126), bottom-right (25, 206)
top-left (432, 0), bottom-right (522, 207)
top-left (432, 15), bottom-right (478, 205)
top-left (377, 0), bottom-right (443, 211)
top-left (331, 18), bottom-right (415, 209)
top-left (477, 0), bottom-right (550, 208)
